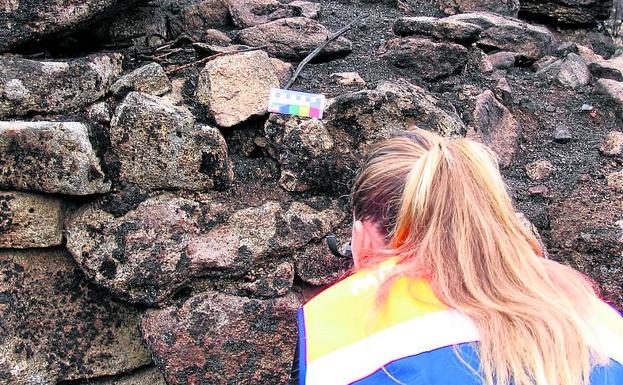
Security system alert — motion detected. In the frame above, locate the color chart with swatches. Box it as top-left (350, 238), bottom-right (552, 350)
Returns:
top-left (268, 88), bottom-right (326, 119)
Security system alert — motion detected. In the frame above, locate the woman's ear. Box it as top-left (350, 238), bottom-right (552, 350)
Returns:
top-left (351, 219), bottom-right (387, 269)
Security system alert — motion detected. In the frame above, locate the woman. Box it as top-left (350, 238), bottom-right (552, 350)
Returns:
top-left (295, 129), bottom-right (623, 385)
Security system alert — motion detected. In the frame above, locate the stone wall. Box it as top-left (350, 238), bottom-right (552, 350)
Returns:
top-left (0, 0), bottom-right (621, 384)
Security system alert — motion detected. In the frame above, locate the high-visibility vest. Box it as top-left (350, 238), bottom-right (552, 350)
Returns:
top-left (296, 259), bottom-right (623, 385)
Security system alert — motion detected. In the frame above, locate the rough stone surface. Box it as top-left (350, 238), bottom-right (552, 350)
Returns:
top-left (447, 12), bottom-right (555, 61)
top-left (265, 80), bottom-right (465, 194)
top-left (590, 55), bottom-right (623, 82)
top-left (0, 121), bottom-right (110, 195)
top-left (600, 131), bottom-right (623, 156)
top-left (392, 16), bottom-right (482, 44)
top-left (520, 0), bottom-right (613, 25)
top-left (379, 37), bottom-right (468, 80)
top-left (0, 54), bottom-right (122, 118)
top-left (96, 4), bottom-right (169, 48)
top-left (331, 72), bottom-right (366, 86)
top-left (487, 51), bottom-right (518, 69)
top-left (236, 17), bottom-right (352, 60)
top-left (439, 0), bottom-right (520, 17)
top-left (0, 191), bottom-right (63, 248)
top-left (86, 102), bottom-right (112, 124)
top-left (550, 183), bottom-right (623, 309)
top-left (271, 58), bottom-right (293, 86)
top-left (111, 63), bottom-right (172, 96)
top-left (0, 249), bottom-right (150, 384)
top-left (82, 367), bottom-right (167, 385)
top-left (110, 92), bottom-right (233, 190)
top-left (196, 50), bottom-right (279, 127)
top-left (169, 0), bottom-right (231, 38)
top-left (466, 90), bottom-right (519, 167)
top-left (229, 0), bottom-right (281, 28)
top-left (557, 53), bottom-right (591, 89)
top-left (66, 194), bottom-right (344, 305)
top-left (596, 78), bottom-right (623, 116)
top-left (607, 170), bottom-right (623, 192)
top-left (525, 159), bottom-right (556, 180)
top-left (141, 291), bottom-right (299, 385)
top-left (0, 0), bottom-right (142, 52)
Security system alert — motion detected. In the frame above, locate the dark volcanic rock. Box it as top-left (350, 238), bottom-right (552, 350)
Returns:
top-left (110, 92), bottom-right (233, 190)
top-left (84, 367), bottom-right (167, 385)
top-left (393, 16), bottom-right (482, 44)
top-left (0, 121), bottom-right (111, 195)
top-left (379, 37), bottom-right (469, 80)
top-left (141, 291), bottom-right (299, 385)
top-left (439, 0), bottom-right (520, 16)
top-left (549, 182), bottom-right (623, 309)
top-left (0, 191), bottom-right (63, 248)
top-left (169, 0), bottom-right (232, 38)
top-left (66, 194), bottom-right (344, 305)
top-left (236, 17), bottom-right (352, 60)
top-left (447, 12), bottom-right (555, 61)
top-left (520, 0), bottom-right (612, 25)
top-left (0, 0), bottom-right (142, 52)
top-left (466, 90), bottom-right (519, 167)
top-left (0, 54), bottom-right (122, 118)
top-left (0, 248), bottom-right (150, 384)
top-left (264, 80), bottom-right (465, 194)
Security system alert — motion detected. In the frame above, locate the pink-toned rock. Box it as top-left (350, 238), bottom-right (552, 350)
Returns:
top-left (607, 170), bottom-right (623, 192)
top-left (525, 159), bottom-right (556, 180)
top-left (600, 131), bottom-right (623, 156)
top-left (596, 79), bottom-right (623, 116)
top-left (467, 90), bottom-right (519, 167)
top-left (331, 72), bottom-right (366, 86)
top-left (229, 0), bottom-right (281, 28)
top-left (141, 291), bottom-right (299, 385)
top-left (439, 0), bottom-right (520, 16)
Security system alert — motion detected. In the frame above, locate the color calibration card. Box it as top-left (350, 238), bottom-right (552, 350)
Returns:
top-left (268, 88), bottom-right (326, 119)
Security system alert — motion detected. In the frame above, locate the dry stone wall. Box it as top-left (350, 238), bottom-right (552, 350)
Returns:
top-left (0, 0), bottom-right (622, 384)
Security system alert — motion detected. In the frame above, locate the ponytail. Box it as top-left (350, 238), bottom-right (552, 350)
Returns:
top-left (351, 129), bottom-right (608, 385)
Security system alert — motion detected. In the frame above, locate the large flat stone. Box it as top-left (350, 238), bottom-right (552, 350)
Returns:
top-left (0, 54), bottom-right (122, 118)
top-left (236, 17), bottom-right (352, 60)
top-left (447, 12), bottom-right (555, 61)
top-left (0, 121), bottom-right (110, 195)
top-left (0, 248), bottom-right (151, 384)
top-left (141, 291), bottom-right (299, 385)
top-left (110, 92), bottom-right (233, 190)
top-left (0, 191), bottom-right (63, 248)
top-left (520, 0), bottom-right (612, 25)
top-left (439, 0), bottom-right (520, 16)
top-left (66, 194), bottom-right (344, 305)
top-left (393, 16), bottom-right (482, 44)
top-left (0, 0), bottom-right (142, 52)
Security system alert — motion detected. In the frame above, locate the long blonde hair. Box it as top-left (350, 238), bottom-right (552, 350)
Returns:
top-left (351, 129), bottom-right (609, 385)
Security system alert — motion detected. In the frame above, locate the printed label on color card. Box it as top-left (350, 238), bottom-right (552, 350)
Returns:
top-left (268, 88), bottom-right (326, 119)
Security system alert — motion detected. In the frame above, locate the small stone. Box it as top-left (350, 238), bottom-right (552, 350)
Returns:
top-left (607, 170), bottom-right (623, 192)
top-left (528, 185), bottom-right (550, 196)
top-left (595, 79), bottom-right (623, 116)
top-left (600, 131), bottom-right (623, 156)
top-left (581, 103), bottom-right (594, 111)
top-left (86, 101), bottom-right (112, 124)
top-left (557, 53), bottom-right (590, 89)
top-left (196, 50), bottom-right (279, 127)
top-left (578, 173), bottom-right (591, 182)
top-left (0, 121), bottom-right (110, 195)
top-left (110, 62), bottom-right (171, 96)
top-left (545, 105), bottom-right (557, 112)
top-left (286, 1), bottom-right (321, 18)
top-left (525, 159), bottom-right (556, 181)
top-left (203, 29), bottom-right (232, 45)
top-left (555, 42), bottom-right (579, 57)
top-left (494, 77), bottom-right (513, 105)
top-left (466, 90), bottom-right (519, 167)
top-left (554, 125), bottom-right (572, 143)
top-left (577, 44), bottom-right (604, 63)
top-left (331, 72), bottom-right (366, 86)
top-left (0, 191), bottom-right (63, 248)
top-left (229, 0), bottom-right (281, 28)
top-left (487, 51), bottom-right (517, 70)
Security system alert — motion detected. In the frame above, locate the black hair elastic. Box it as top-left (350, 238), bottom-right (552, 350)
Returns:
top-left (326, 234), bottom-right (353, 259)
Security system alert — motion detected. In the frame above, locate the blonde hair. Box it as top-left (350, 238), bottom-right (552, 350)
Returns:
top-left (351, 129), bottom-right (609, 385)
